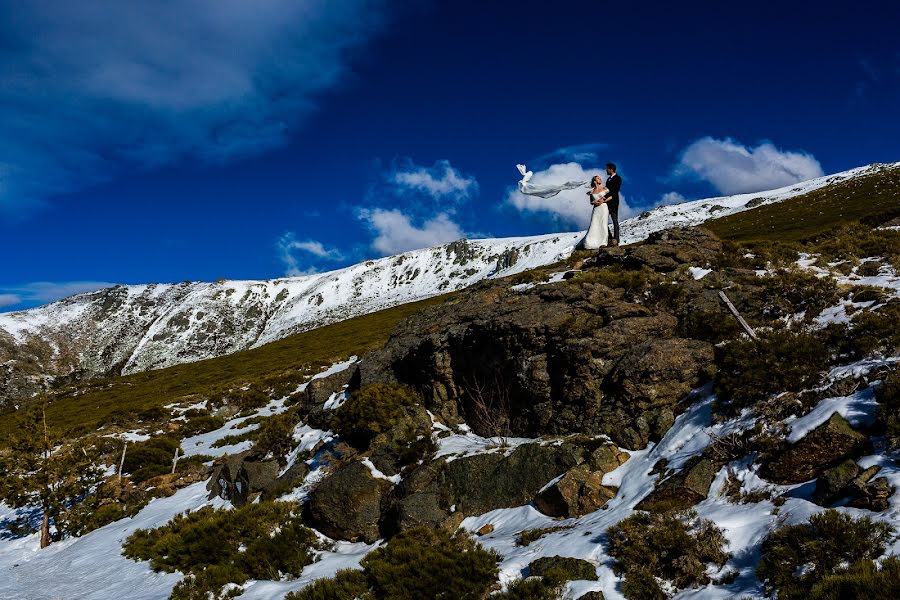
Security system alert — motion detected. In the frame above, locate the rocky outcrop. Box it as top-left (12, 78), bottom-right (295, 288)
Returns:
top-left (307, 460), bottom-right (393, 543)
top-left (635, 456), bottom-right (719, 512)
top-left (534, 463), bottom-right (617, 518)
top-left (207, 452), bottom-right (282, 506)
top-left (595, 227), bottom-right (723, 272)
top-left (383, 441), bottom-right (588, 534)
top-left (814, 461), bottom-right (895, 511)
top-left (762, 414), bottom-right (870, 484)
top-left (356, 232), bottom-right (718, 450)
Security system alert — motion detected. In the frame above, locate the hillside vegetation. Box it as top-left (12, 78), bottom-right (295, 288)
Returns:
top-left (0, 295), bottom-right (450, 441)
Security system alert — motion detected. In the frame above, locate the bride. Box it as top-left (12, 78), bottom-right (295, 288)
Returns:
top-left (579, 175), bottom-right (610, 249)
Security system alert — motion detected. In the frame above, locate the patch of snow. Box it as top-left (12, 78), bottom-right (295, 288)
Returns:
top-left (688, 267), bottom-right (712, 280)
top-left (361, 458), bottom-right (401, 485)
top-left (786, 385), bottom-right (880, 444)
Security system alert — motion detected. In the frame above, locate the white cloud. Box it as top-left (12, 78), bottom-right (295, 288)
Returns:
top-left (392, 160), bottom-right (478, 201)
top-left (659, 191), bottom-right (687, 206)
top-left (0, 281), bottom-right (116, 311)
top-left (358, 208), bottom-right (466, 255)
top-left (676, 137), bottom-right (824, 195)
top-left (277, 233), bottom-right (343, 276)
top-left (0, 294), bottom-right (22, 309)
top-left (0, 0), bottom-right (387, 214)
top-left (505, 162), bottom-right (633, 229)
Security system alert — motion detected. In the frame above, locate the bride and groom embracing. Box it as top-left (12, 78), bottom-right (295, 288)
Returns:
top-left (580, 163), bottom-right (622, 250)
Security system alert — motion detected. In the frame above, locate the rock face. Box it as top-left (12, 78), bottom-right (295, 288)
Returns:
top-left (207, 452), bottom-right (282, 506)
top-left (635, 457), bottom-right (719, 512)
top-left (534, 463), bottom-right (617, 518)
top-left (307, 460), bottom-right (393, 543)
top-left (595, 227), bottom-right (723, 273)
top-left (762, 413), bottom-right (870, 484)
top-left (357, 230), bottom-right (719, 450)
top-left (384, 441), bottom-right (587, 534)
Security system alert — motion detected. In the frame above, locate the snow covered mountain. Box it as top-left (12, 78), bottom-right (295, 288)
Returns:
top-left (0, 161), bottom-right (895, 403)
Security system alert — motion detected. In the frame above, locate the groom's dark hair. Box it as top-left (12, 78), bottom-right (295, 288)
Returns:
top-left (606, 163), bottom-right (617, 172)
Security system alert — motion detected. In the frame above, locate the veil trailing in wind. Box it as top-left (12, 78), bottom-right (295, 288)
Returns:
top-left (516, 164), bottom-right (587, 198)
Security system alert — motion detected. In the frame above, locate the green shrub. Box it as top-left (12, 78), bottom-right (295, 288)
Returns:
top-left (754, 268), bottom-right (839, 321)
top-left (286, 569), bottom-right (369, 600)
top-left (254, 410), bottom-right (300, 464)
top-left (493, 568), bottom-right (567, 600)
top-left (122, 436), bottom-right (180, 483)
top-left (179, 414), bottom-right (225, 437)
top-left (808, 556), bottom-right (900, 600)
top-left (288, 526), bottom-right (499, 600)
top-left (333, 384), bottom-right (420, 449)
top-left (124, 501), bottom-right (321, 600)
top-left (843, 302), bottom-right (900, 358)
top-left (715, 329), bottom-right (829, 410)
top-left (756, 510), bottom-right (895, 600)
top-left (210, 429), bottom-right (258, 448)
top-left (606, 510), bottom-right (730, 599)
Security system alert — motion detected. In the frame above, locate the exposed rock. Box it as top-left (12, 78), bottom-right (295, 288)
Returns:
top-left (304, 366), bottom-right (358, 406)
top-left (384, 442), bottom-right (582, 533)
top-left (635, 457), bottom-right (718, 512)
top-left (848, 477), bottom-right (894, 512)
top-left (813, 459), bottom-right (859, 506)
top-left (587, 444), bottom-right (630, 473)
top-left (356, 232), bottom-right (718, 450)
top-left (207, 452), bottom-right (281, 507)
top-left (307, 460), bottom-right (393, 543)
top-left (477, 524), bottom-right (495, 536)
top-left (367, 404), bottom-right (434, 476)
top-left (762, 413), bottom-right (870, 484)
top-left (529, 556), bottom-right (598, 581)
top-left (534, 463), bottom-right (617, 518)
top-left (577, 593), bottom-right (606, 600)
top-left (261, 458), bottom-right (311, 501)
top-left (596, 227), bottom-right (723, 273)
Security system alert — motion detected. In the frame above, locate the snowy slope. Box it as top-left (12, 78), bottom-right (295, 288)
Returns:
top-left (1, 162), bottom-right (896, 389)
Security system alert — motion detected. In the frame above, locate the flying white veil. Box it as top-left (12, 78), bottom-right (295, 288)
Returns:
top-left (516, 164), bottom-right (587, 198)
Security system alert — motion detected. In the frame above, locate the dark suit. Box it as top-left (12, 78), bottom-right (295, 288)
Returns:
top-left (605, 173), bottom-right (622, 242)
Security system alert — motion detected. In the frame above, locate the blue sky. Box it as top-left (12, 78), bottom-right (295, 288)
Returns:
top-left (2, 0), bottom-right (899, 311)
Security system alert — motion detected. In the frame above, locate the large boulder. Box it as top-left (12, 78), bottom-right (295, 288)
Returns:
top-left (367, 404), bottom-right (434, 476)
top-left (635, 457), bottom-right (719, 512)
top-left (534, 463), bottom-right (617, 518)
top-left (207, 452), bottom-right (281, 506)
top-left (307, 460), bottom-right (393, 543)
top-left (762, 413), bottom-right (870, 484)
top-left (813, 459), bottom-right (859, 506)
top-left (596, 227), bottom-right (723, 273)
top-left (383, 442), bottom-right (583, 534)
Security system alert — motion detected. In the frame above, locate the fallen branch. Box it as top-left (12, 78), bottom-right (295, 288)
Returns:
top-left (719, 290), bottom-right (758, 340)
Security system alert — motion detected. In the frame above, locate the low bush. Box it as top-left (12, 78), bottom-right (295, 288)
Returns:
top-left (254, 410), bottom-right (300, 464)
top-left (286, 526), bottom-right (499, 600)
top-left (179, 414), bottom-right (225, 437)
top-left (808, 556), bottom-right (900, 600)
top-left (756, 510), bottom-right (895, 600)
top-left (123, 501), bottom-right (322, 600)
top-left (492, 569), bottom-right (567, 600)
top-left (715, 328), bottom-right (829, 410)
top-left (122, 436), bottom-right (181, 483)
top-left (333, 384), bottom-right (420, 449)
top-left (606, 510), bottom-right (730, 599)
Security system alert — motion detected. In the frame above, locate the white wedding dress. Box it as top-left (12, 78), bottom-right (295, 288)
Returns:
top-left (581, 193), bottom-right (609, 249)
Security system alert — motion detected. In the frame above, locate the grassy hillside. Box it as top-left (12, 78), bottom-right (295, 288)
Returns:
top-left (706, 164), bottom-right (900, 242)
top-left (0, 294), bottom-right (450, 441)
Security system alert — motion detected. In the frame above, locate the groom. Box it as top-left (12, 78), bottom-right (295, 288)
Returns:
top-left (605, 163), bottom-right (622, 246)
